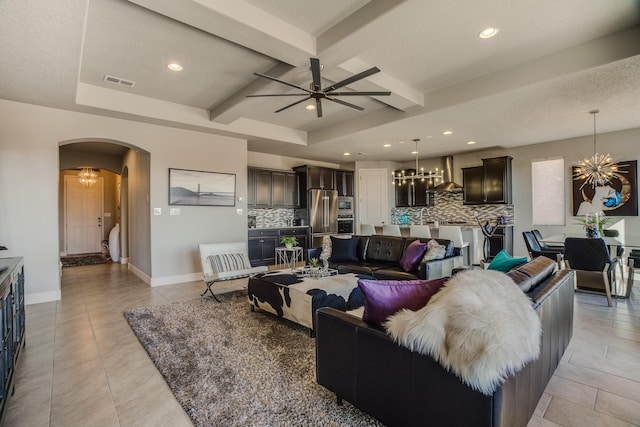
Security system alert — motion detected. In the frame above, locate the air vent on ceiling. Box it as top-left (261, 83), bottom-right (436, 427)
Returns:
top-left (103, 74), bottom-right (135, 87)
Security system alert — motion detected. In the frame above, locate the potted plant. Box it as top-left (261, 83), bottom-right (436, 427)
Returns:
top-left (575, 212), bottom-right (612, 238)
top-left (309, 257), bottom-right (319, 267)
top-left (280, 236), bottom-right (298, 249)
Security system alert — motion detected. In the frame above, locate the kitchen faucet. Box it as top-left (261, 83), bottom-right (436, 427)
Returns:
top-left (419, 207), bottom-right (429, 225)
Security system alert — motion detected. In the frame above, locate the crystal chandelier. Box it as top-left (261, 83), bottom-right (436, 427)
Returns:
top-left (78, 167), bottom-right (98, 186)
top-left (573, 110), bottom-right (621, 190)
top-left (392, 138), bottom-right (443, 186)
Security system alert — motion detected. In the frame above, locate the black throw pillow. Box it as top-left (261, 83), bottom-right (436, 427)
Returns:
top-left (329, 236), bottom-right (359, 263)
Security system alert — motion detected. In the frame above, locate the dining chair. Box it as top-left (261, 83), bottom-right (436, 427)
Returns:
top-left (563, 237), bottom-right (618, 306)
top-left (626, 250), bottom-right (640, 298)
top-left (382, 224), bottom-right (402, 237)
top-left (438, 226), bottom-right (470, 265)
top-left (360, 223), bottom-right (377, 236)
top-left (522, 231), bottom-right (563, 266)
top-left (532, 229), bottom-right (564, 250)
top-left (409, 225), bottom-right (431, 239)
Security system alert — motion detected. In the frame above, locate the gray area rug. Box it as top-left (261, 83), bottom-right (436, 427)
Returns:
top-left (124, 291), bottom-right (382, 427)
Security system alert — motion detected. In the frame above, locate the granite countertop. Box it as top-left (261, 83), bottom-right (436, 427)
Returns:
top-left (249, 225), bottom-right (310, 230)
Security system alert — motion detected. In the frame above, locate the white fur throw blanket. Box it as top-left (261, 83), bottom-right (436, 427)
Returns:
top-left (385, 269), bottom-right (541, 395)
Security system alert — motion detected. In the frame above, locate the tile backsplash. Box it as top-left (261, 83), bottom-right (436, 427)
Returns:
top-left (248, 208), bottom-right (294, 228)
top-left (391, 192), bottom-right (514, 225)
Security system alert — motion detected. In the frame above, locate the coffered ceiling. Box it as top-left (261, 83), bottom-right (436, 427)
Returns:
top-left (1, 0), bottom-right (640, 163)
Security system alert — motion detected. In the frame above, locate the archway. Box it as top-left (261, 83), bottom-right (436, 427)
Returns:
top-left (58, 139), bottom-right (150, 273)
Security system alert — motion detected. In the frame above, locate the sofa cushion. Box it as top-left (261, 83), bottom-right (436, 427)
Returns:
top-left (423, 239), bottom-right (446, 262)
top-left (508, 255), bottom-right (556, 293)
top-left (358, 277), bottom-right (449, 325)
top-left (487, 250), bottom-right (528, 272)
top-left (329, 236), bottom-right (359, 263)
top-left (399, 240), bottom-right (428, 272)
top-left (365, 236), bottom-right (406, 263)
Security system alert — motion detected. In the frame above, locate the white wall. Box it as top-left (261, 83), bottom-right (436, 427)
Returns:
top-left (0, 99), bottom-right (249, 302)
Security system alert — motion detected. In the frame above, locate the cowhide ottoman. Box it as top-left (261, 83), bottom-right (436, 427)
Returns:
top-left (247, 272), bottom-right (363, 334)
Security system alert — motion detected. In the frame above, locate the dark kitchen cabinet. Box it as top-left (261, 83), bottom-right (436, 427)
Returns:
top-left (462, 157), bottom-right (512, 205)
top-left (488, 226), bottom-right (513, 259)
top-left (248, 229), bottom-right (278, 266)
top-left (483, 156), bottom-right (512, 204)
top-left (394, 170), bottom-right (433, 207)
top-left (297, 166), bottom-right (335, 190)
top-left (271, 172), bottom-right (299, 208)
top-left (462, 166), bottom-right (484, 205)
top-left (248, 168), bottom-right (299, 208)
top-left (335, 171), bottom-right (354, 196)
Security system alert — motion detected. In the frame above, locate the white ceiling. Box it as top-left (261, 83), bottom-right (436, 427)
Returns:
top-left (1, 0), bottom-right (640, 163)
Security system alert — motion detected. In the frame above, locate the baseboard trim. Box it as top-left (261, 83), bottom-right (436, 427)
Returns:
top-left (150, 272), bottom-right (201, 287)
top-left (128, 263), bottom-right (151, 285)
top-left (26, 290), bottom-right (61, 305)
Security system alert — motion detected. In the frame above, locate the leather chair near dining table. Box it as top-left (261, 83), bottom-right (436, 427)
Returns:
top-left (522, 231), bottom-right (564, 268)
top-left (563, 237), bottom-right (618, 307)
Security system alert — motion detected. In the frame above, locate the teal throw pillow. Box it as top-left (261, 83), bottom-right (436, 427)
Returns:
top-left (487, 250), bottom-right (528, 272)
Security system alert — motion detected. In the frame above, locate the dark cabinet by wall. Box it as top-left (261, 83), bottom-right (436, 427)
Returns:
top-left (335, 171), bottom-right (354, 196)
top-left (488, 226), bottom-right (513, 258)
top-left (0, 257), bottom-right (25, 421)
top-left (248, 227), bottom-right (310, 266)
top-left (248, 168), bottom-right (299, 208)
top-left (462, 156), bottom-right (512, 205)
top-left (248, 229), bottom-right (278, 266)
top-left (394, 170), bottom-right (433, 207)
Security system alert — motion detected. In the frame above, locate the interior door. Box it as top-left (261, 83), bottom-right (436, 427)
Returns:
top-left (65, 175), bottom-right (104, 254)
top-left (358, 168), bottom-right (389, 229)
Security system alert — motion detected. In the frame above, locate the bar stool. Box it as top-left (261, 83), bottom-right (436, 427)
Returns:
top-left (382, 224), bottom-right (402, 236)
top-left (626, 250), bottom-right (640, 298)
top-left (360, 224), bottom-right (376, 236)
top-left (439, 226), bottom-right (470, 265)
top-left (409, 225), bottom-right (431, 238)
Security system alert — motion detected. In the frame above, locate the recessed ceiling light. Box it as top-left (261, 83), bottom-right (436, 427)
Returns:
top-left (467, 140), bottom-right (477, 145)
top-left (343, 152), bottom-right (351, 156)
top-left (479, 27), bottom-right (499, 39)
top-left (305, 104), bottom-right (316, 110)
top-left (383, 143), bottom-right (391, 148)
top-left (167, 63), bottom-right (183, 71)
top-left (411, 150), bottom-right (418, 155)
top-left (443, 130), bottom-right (453, 135)
top-left (399, 140), bottom-right (406, 144)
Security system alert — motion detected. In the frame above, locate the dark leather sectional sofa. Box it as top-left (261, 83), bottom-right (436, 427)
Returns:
top-left (309, 235), bottom-right (464, 281)
top-left (315, 256), bottom-right (575, 427)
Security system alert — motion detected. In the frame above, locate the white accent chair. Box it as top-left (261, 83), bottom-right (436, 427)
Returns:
top-left (382, 224), bottom-right (402, 237)
top-left (409, 225), bottom-right (432, 238)
top-left (438, 226), bottom-right (470, 265)
top-left (199, 242), bottom-right (267, 301)
top-left (360, 223), bottom-right (377, 236)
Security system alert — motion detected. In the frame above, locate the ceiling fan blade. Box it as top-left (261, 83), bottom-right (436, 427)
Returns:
top-left (325, 91), bottom-right (391, 96)
top-left (253, 72), bottom-right (311, 93)
top-left (310, 58), bottom-right (322, 91)
top-left (324, 67), bottom-right (381, 92)
top-left (326, 97), bottom-right (364, 111)
top-left (274, 96), bottom-right (310, 113)
top-left (246, 93), bottom-right (309, 97)
top-left (316, 98), bottom-right (323, 118)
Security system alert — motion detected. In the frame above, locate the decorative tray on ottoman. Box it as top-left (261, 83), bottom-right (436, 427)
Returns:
top-left (292, 266), bottom-right (339, 279)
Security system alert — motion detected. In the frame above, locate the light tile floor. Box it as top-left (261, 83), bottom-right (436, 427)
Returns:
top-left (3, 263), bottom-right (640, 426)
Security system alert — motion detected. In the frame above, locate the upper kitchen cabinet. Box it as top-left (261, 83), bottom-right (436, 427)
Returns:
top-left (271, 171), bottom-right (299, 208)
top-left (295, 166), bottom-right (335, 190)
top-left (393, 170), bottom-right (434, 207)
top-left (335, 171), bottom-right (354, 196)
top-left (248, 168), bottom-right (299, 208)
top-left (462, 156), bottom-right (512, 205)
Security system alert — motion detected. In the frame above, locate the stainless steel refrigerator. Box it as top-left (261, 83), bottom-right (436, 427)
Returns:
top-left (309, 189), bottom-right (338, 247)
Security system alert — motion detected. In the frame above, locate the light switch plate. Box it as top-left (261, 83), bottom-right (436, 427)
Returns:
top-left (236, 208), bottom-right (243, 215)
top-left (153, 208), bottom-right (162, 216)
top-left (104, 212), bottom-right (111, 217)
top-left (170, 208), bottom-right (181, 216)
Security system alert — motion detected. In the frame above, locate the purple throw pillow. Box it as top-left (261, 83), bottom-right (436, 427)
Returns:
top-left (358, 277), bottom-right (449, 325)
top-left (399, 240), bottom-right (428, 272)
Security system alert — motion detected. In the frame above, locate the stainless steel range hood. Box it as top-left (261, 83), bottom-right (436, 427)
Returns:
top-left (434, 156), bottom-right (463, 192)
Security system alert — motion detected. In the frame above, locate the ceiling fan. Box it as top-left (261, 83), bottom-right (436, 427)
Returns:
top-left (247, 58), bottom-right (391, 118)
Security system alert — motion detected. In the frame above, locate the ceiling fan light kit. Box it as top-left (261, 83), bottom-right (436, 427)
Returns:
top-left (247, 57), bottom-right (391, 117)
